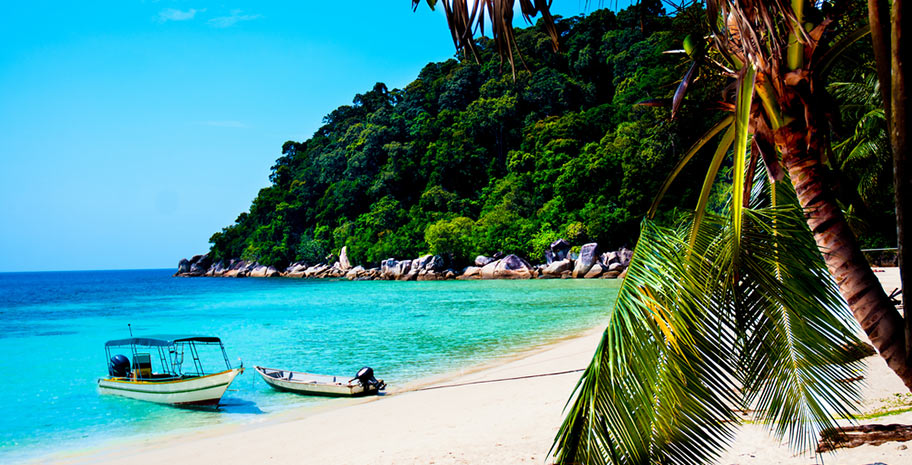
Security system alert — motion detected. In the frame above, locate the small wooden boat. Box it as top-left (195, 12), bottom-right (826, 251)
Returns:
top-left (98, 335), bottom-right (243, 407)
top-left (255, 365), bottom-right (385, 397)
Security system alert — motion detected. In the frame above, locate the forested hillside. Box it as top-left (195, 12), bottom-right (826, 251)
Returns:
top-left (206, 3), bottom-right (891, 269)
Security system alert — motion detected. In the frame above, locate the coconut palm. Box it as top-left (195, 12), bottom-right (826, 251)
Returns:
top-left (644, 0), bottom-right (912, 393)
top-left (412, 0), bottom-right (909, 462)
top-left (683, 0), bottom-right (911, 390)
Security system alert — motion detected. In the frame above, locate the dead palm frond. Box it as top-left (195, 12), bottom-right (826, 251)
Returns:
top-left (412, 0), bottom-right (559, 77)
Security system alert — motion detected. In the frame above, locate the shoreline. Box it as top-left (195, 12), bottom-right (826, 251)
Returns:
top-left (175, 245), bottom-right (633, 281)
top-left (29, 269), bottom-right (912, 465)
top-left (33, 324), bottom-right (607, 465)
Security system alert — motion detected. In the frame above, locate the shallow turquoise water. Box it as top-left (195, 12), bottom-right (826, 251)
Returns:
top-left (0, 269), bottom-right (617, 462)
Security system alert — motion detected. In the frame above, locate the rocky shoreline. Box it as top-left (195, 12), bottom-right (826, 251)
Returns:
top-left (175, 239), bottom-right (631, 281)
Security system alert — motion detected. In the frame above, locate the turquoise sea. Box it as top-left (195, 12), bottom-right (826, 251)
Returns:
top-left (0, 269), bottom-right (617, 463)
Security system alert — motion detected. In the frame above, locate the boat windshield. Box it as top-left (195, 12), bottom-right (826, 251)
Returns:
top-left (104, 338), bottom-right (234, 380)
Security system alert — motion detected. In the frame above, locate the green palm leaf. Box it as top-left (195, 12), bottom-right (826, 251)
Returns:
top-left (554, 203), bottom-right (863, 464)
top-left (554, 218), bottom-right (741, 465)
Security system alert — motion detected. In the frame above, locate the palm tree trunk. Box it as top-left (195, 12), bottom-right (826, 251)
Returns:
top-left (780, 138), bottom-right (912, 391)
top-left (891, 0), bottom-right (912, 363)
top-left (869, 0), bottom-right (892, 133)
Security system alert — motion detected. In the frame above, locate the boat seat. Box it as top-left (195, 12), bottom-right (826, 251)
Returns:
top-left (133, 353), bottom-right (153, 379)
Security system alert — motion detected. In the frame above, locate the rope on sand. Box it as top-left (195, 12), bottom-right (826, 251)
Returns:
top-left (412, 368), bottom-right (585, 392)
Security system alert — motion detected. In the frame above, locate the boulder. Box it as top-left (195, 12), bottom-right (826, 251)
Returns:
top-left (480, 260), bottom-right (500, 279)
top-left (311, 265), bottom-right (331, 278)
top-left (413, 254), bottom-right (433, 270)
top-left (394, 260), bottom-right (413, 279)
top-left (602, 270), bottom-right (621, 279)
top-left (542, 259), bottom-right (572, 277)
top-left (189, 254), bottom-right (212, 275)
top-left (206, 260), bottom-right (227, 277)
top-left (608, 262), bottom-right (625, 272)
top-left (380, 259), bottom-right (398, 279)
top-left (601, 251), bottom-right (620, 266)
top-left (572, 243), bottom-right (599, 278)
top-left (459, 266), bottom-right (482, 279)
top-left (444, 270), bottom-right (456, 279)
top-left (544, 249), bottom-right (555, 265)
top-left (345, 265), bottom-right (364, 280)
top-left (492, 254), bottom-right (533, 279)
top-left (425, 255), bottom-right (445, 272)
top-left (618, 268), bottom-right (628, 279)
top-left (305, 264), bottom-right (328, 278)
top-left (501, 254), bottom-right (531, 269)
top-left (287, 262), bottom-right (308, 274)
top-left (475, 255), bottom-right (494, 267)
top-left (328, 265), bottom-right (345, 278)
top-left (399, 268), bottom-right (419, 281)
top-left (417, 270), bottom-right (440, 281)
top-left (338, 247), bottom-right (352, 271)
top-left (177, 259), bottom-right (191, 274)
top-left (584, 263), bottom-right (605, 279)
top-left (248, 265), bottom-right (268, 278)
top-left (549, 239), bottom-right (571, 261)
top-left (618, 247), bottom-right (633, 267)
top-left (560, 270), bottom-right (572, 279)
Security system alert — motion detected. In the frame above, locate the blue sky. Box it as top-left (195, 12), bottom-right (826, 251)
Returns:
top-left (0, 1), bottom-right (597, 272)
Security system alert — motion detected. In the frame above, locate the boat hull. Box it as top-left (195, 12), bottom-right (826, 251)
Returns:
top-left (255, 366), bottom-right (378, 397)
top-left (98, 368), bottom-right (243, 406)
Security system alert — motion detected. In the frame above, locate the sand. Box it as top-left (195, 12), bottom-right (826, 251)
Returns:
top-left (38, 268), bottom-right (911, 465)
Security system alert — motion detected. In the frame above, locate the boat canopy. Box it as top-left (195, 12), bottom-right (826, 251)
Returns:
top-left (104, 335), bottom-right (222, 347)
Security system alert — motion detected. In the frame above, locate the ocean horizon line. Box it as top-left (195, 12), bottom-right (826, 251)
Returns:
top-left (0, 267), bottom-right (174, 275)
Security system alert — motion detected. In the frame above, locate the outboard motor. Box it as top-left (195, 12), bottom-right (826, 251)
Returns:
top-left (353, 366), bottom-right (386, 391)
top-left (109, 354), bottom-right (130, 377)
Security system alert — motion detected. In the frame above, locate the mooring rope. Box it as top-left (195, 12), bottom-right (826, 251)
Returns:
top-left (411, 368), bottom-right (585, 392)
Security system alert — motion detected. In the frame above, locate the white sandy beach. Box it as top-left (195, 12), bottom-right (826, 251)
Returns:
top-left (39, 269), bottom-right (911, 465)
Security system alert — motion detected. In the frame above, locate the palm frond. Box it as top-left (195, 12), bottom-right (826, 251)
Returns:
top-left (735, 205), bottom-right (864, 452)
top-left (731, 64), bottom-right (756, 257)
top-left (554, 218), bottom-right (742, 465)
top-left (412, 0), bottom-right (559, 77)
top-left (554, 203), bottom-right (864, 464)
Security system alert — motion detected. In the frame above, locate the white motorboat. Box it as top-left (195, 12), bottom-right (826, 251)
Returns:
top-left (98, 335), bottom-right (243, 407)
top-left (255, 365), bottom-right (385, 397)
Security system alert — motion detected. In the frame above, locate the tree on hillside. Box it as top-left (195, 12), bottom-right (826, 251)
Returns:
top-left (212, 6), bottom-right (713, 268)
top-left (413, 0), bottom-right (910, 462)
